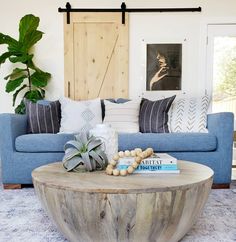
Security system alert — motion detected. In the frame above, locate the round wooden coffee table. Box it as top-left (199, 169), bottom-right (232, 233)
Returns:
top-left (32, 160), bottom-right (213, 242)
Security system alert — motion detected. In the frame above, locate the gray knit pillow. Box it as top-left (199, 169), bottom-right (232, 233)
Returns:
top-left (139, 96), bottom-right (176, 133)
top-left (25, 100), bottom-right (61, 134)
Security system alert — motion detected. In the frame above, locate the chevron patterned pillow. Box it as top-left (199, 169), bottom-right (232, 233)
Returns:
top-left (169, 95), bottom-right (210, 133)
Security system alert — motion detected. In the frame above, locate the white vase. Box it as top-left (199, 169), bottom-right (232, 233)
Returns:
top-left (89, 124), bottom-right (118, 161)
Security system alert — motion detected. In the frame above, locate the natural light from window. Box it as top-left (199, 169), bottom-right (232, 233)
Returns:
top-left (212, 37), bottom-right (236, 117)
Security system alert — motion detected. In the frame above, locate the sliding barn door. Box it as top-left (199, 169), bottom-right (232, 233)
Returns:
top-left (64, 13), bottom-right (129, 100)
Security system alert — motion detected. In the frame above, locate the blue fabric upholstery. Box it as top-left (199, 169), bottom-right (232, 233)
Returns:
top-left (118, 133), bottom-right (216, 152)
top-left (116, 98), bottom-right (130, 103)
top-left (15, 133), bottom-right (74, 152)
top-left (15, 132), bottom-right (216, 153)
top-left (0, 112), bottom-right (234, 185)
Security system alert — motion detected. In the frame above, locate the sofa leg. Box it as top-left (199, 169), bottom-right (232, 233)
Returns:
top-left (3, 184), bottom-right (22, 189)
top-left (212, 183), bottom-right (230, 189)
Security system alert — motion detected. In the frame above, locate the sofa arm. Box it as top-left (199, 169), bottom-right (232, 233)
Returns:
top-left (207, 112), bottom-right (234, 149)
top-left (0, 114), bottom-right (27, 154)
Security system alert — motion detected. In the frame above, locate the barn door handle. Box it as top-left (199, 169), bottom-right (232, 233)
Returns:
top-left (68, 81), bottom-right (71, 98)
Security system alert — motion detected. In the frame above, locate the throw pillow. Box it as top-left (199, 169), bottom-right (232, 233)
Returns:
top-left (101, 99), bottom-right (115, 120)
top-left (59, 97), bottom-right (102, 133)
top-left (169, 95), bottom-right (210, 133)
top-left (139, 96), bottom-right (176, 133)
top-left (25, 99), bottom-right (61, 134)
top-left (103, 100), bottom-right (141, 133)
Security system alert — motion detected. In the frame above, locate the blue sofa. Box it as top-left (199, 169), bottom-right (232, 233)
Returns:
top-left (0, 112), bottom-right (234, 187)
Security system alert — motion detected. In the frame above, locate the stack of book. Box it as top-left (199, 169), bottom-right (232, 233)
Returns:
top-left (117, 153), bottom-right (180, 173)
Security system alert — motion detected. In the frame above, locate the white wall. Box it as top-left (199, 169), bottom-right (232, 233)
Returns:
top-left (0, 0), bottom-right (236, 112)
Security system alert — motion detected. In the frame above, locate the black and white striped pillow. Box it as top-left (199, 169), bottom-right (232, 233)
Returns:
top-left (25, 100), bottom-right (61, 134)
top-left (139, 96), bottom-right (176, 133)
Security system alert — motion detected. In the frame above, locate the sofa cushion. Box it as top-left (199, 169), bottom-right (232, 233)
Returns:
top-left (118, 133), bottom-right (217, 152)
top-left (15, 132), bottom-right (217, 153)
top-left (15, 133), bottom-right (74, 153)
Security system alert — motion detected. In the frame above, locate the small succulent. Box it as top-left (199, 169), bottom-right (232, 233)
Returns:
top-left (63, 132), bottom-right (108, 172)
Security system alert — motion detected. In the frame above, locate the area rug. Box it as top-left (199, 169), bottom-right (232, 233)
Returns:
top-left (0, 178), bottom-right (235, 242)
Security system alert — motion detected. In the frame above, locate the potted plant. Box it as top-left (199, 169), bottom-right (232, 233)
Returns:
top-left (0, 14), bottom-right (51, 114)
top-left (63, 133), bottom-right (108, 172)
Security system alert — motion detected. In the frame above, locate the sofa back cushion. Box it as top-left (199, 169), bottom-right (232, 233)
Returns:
top-left (15, 132), bottom-right (217, 153)
top-left (25, 99), bottom-right (61, 134)
top-left (118, 132), bottom-right (217, 152)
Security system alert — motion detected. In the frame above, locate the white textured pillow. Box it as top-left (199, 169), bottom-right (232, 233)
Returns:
top-left (59, 97), bottom-right (102, 133)
top-left (169, 95), bottom-right (210, 133)
top-left (103, 100), bottom-right (141, 133)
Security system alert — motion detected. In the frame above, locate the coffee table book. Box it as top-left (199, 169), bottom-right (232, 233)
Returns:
top-left (117, 153), bottom-right (179, 173)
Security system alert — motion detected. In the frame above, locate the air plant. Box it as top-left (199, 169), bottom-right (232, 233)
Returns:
top-left (62, 132), bottom-right (108, 172)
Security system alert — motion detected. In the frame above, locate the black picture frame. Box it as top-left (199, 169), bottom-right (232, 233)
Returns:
top-left (146, 44), bottom-right (182, 91)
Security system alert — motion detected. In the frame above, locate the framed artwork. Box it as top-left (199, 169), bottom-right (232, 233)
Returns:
top-left (146, 44), bottom-right (182, 91)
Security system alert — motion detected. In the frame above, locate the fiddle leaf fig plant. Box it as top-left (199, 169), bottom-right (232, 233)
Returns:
top-left (0, 14), bottom-right (51, 114)
top-left (63, 133), bottom-right (108, 172)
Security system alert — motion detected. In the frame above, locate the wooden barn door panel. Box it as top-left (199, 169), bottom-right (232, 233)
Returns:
top-left (64, 19), bottom-right (74, 99)
top-left (64, 13), bottom-right (129, 100)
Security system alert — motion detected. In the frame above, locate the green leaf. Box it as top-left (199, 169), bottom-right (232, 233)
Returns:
top-left (18, 14), bottom-right (44, 52)
top-left (21, 30), bottom-right (43, 52)
top-left (5, 76), bottom-right (26, 93)
top-left (39, 88), bottom-right (45, 98)
top-left (19, 14), bottom-right (40, 43)
top-left (4, 68), bottom-right (27, 80)
top-left (0, 52), bottom-right (13, 65)
top-left (13, 84), bottom-right (27, 106)
top-left (27, 60), bottom-right (40, 71)
top-left (24, 90), bottom-right (43, 102)
top-left (31, 71), bottom-right (51, 87)
top-left (15, 100), bottom-right (26, 114)
top-left (0, 33), bottom-right (19, 52)
top-left (9, 54), bottom-right (33, 64)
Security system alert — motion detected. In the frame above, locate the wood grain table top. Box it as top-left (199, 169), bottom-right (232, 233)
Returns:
top-left (32, 161), bottom-right (214, 194)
